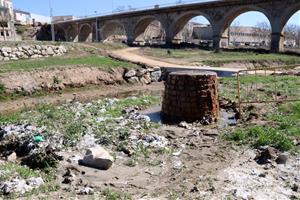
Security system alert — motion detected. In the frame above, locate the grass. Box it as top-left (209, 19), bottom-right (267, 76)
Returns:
top-left (142, 48), bottom-right (300, 67)
top-left (0, 55), bottom-right (136, 73)
top-left (221, 76), bottom-right (300, 152)
top-left (225, 102), bottom-right (300, 152)
top-left (220, 75), bottom-right (300, 102)
top-left (102, 188), bottom-right (132, 200)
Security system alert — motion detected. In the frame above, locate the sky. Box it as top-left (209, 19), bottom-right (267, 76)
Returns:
top-left (13, 0), bottom-right (300, 27)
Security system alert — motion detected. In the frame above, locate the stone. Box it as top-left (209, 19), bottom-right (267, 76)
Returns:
top-left (0, 179), bottom-right (32, 195)
top-left (7, 152), bottom-right (17, 162)
top-left (136, 69), bottom-right (148, 77)
top-left (26, 177), bottom-right (44, 187)
top-left (150, 70), bottom-right (162, 82)
top-left (124, 70), bottom-right (136, 78)
top-left (127, 77), bottom-right (139, 84)
top-left (80, 146), bottom-right (114, 170)
top-left (291, 183), bottom-right (299, 192)
top-left (46, 47), bottom-right (55, 55)
top-left (1, 47), bottom-right (12, 53)
top-left (140, 74), bottom-right (152, 85)
top-left (275, 153), bottom-right (288, 165)
top-left (76, 187), bottom-right (94, 195)
top-left (255, 147), bottom-right (277, 165)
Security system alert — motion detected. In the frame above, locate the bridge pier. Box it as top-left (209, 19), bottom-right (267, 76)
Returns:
top-left (271, 32), bottom-right (284, 53)
top-left (213, 35), bottom-right (221, 52)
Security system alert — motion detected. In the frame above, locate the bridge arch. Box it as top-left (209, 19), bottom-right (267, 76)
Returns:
top-left (213, 6), bottom-right (272, 50)
top-left (170, 11), bottom-right (214, 43)
top-left (55, 26), bottom-right (66, 41)
top-left (219, 5), bottom-right (272, 35)
top-left (100, 20), bottom-right (127, 43)
top-left (66, 26), bottom-right (78, 42)
top-left (79, 23), bottom-right (93, 42)
top-left (133, 16), bottom-right (166, 43)
top-left (279, 2), bottom-right (300, 34)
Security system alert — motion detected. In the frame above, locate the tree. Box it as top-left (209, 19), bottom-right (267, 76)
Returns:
top-left (253, 22), bottom-right (271, 47)
top-left (284, 24), bottom-right (300, 48)
top-left (229, 21), bottom-right (243, 45)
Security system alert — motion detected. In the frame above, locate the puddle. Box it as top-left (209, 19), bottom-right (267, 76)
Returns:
top-left (140, 105), bottom-right (237, 127)
top-left (140, 105), bottom-right (162, 123)
top-left (218, 110), bottom-right (237, 128)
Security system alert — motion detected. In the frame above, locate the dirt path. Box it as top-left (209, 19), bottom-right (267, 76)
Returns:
top-left (0, 83), bottom-right (163, 114)
top-left (111, 47), bottom-right (244, 73)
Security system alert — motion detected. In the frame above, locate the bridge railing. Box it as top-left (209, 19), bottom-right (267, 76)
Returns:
top-left (54, 0), bottom-right (218, 23)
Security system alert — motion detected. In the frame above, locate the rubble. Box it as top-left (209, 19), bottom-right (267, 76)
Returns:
top-left (0, 177), bottom-right (44, 195)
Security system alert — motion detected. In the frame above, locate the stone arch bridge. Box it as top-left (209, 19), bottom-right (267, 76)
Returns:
top-left (54, 0), bottom-right (300, 52)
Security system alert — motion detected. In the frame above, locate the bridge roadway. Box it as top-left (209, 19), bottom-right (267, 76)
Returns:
top-left (54, 0), bottom-right (300, 53)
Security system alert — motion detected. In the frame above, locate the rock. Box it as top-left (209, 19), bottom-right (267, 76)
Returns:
top-left (76, 187), bottom-right (94, 195)
top-left (150, 70), bottom-right (162, 82)
top-left (1, 47), bottom-right (12, 53)
top-left (46, 47), bottom-right (54, 55)
top-left (67, 155), bottom-right (82, 164)
top-left (255, 147), bottom-right (277, 165)
top-left (178, 121), bottom-right (190, 129)
top-left (140, 74), bottom-right (152, 85)
top-left (127, 77), bottom-right (139, 84)
top-left (0, 179), bottom-right (32, 195)
top-left (173, 159), bottom-right (183, 170)
top-left (136, 69), bottom-right (148, 77)
top-left (291, 183), bottom-right (299, 192)
top-left (275, 153), bottom-right (288, 165)
top-left (79, 146), bottom-right (113, 170)
top-left (124, 70), bottom-right (136, 78)
top-left (7, 152), bottom-right (17, 162)
top-left (26, 177), bottom-right (44, 187)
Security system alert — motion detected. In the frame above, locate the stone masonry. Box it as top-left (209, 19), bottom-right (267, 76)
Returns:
top-left (0, 45), bottom-right (67, 61)
top-left (161, 71), bottom-right (219, 124)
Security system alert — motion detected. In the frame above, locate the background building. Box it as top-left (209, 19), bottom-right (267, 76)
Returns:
top-left (0, 0), bottom-right (15, 41)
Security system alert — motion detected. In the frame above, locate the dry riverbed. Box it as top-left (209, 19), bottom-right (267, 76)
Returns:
top-left (0, 92), bottom-right (299, 199)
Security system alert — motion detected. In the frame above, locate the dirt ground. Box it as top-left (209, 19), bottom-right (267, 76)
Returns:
top-left (0, 82), bottom-right (164, 114)
top-left (0, 44), bottom-right (299, 200)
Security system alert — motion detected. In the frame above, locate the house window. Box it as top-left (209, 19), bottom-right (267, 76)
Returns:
top-left (1, 31), bottom-right (4, 36)
top-left (6, 31), bottom-right (9, 37)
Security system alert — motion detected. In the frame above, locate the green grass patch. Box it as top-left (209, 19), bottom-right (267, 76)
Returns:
top-left (226, 102), bottom-right (300, 152)
top-left (220, 75), bottom-right (300, 102)
top-left (142, 48), bottom-right (300, 67)
top-left (102, 188), bottom-right (132, 200)
top-left (0, 55), bottom-right (136, 73)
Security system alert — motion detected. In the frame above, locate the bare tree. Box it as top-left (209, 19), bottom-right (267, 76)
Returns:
top-left (181, 22), bottom-right (194, 43)
top-left (284, 24), bottom-right (300, 48)
top-left (229, 21), bottom-right (242, 45)
top-left (253, 22), bottom-right (271, 47)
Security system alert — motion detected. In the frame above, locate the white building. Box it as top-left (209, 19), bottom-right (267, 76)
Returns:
top-left (14, 9), bottom-right (31, 25)
top-left (0, 0), bottom-right (15, 41)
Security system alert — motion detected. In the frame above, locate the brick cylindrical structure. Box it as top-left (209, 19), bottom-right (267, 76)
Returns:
top-left (161, 71), bottom-right (219, 124)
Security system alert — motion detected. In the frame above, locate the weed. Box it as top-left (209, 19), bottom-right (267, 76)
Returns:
top-left (52, 76), bottom-right (61, 85)
top-left (124, 159), bottom-right (137, 167)
top-left (0, 84), bottom-right (5, 94)
top-left (102, 188), bottom-right (132, 200)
